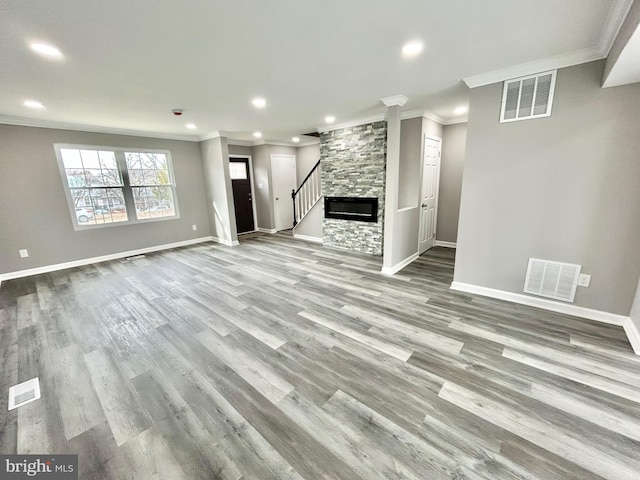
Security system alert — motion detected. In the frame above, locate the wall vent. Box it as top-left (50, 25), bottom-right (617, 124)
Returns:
top-left (524, 258), bottom-right (580, 302)
top-left (500, 70), bottom-right (556, 123)
top-left (8, 377), bottom-right (41, 411)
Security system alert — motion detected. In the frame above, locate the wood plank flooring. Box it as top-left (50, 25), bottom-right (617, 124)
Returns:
top-left (1, 232), bottom-right (639, 479)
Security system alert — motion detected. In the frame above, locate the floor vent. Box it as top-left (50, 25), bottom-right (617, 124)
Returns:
top-left (8, 377), bottom-right (41, 411)
top-left (126, 254), bottom-right (146, 261)
top-left (524, 258), bottom-right (581, 303)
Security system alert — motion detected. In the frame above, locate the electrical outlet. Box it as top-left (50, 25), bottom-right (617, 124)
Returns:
top-left (19, 249), bottom-right (29, 258)
top-left (192, 224), bottom-right (197, 231)
top-left (578, 274), bottom-right (591, 287)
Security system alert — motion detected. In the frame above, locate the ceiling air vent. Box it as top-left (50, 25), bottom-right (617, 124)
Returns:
top-left (524, 258), bottom-right (580, 303)
top-left (500, 70), bottom-right (556, 123)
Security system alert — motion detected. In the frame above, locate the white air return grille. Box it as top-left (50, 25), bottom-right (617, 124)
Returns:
top-left (500, 70), bottom-right (556, 123)
top-left (8, 377), bottom-right (41, 411)
top-left (524, 258), bottom-right (580, 302)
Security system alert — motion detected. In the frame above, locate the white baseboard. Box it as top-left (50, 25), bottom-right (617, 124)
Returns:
top-left (435, 241), bottom-right (457, 248)
top-left (381, 252), bottom-right (419, 276)
top-left (0, 237), bottom-right (215, 281)
top-left (293, 233), bottom-right (323, 244)
top-left (210, 236), bottom-right (240, 247)
top-left (623, 318), bottom-right (640, 355)
top-left (450, 281), bottom-right (628, 327)
top-left (257, 228), bottom-right (277, 234)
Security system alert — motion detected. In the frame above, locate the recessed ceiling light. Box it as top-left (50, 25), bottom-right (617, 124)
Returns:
top-left (185, 123), bottom-right (197, 129)
top-left (252, 97), bottom-right (266, 108)
top-left (454, 106), bottom-right (468, 115)
top-left (402, 42), bottom-right (423, 57)
top-left (30, 43), bottom-right (62, 57)
top-left (325, 116), bottom-right (335, 124)
top-left (24, 100), bottom-right (44, 109)
top-left (253, 131), bottom-right (262, 138)
top-left (292, 137), bottom-right (300, 143)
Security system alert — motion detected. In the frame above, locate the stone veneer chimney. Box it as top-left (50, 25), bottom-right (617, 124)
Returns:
top-left (320, 121), bottom-right (387, 255)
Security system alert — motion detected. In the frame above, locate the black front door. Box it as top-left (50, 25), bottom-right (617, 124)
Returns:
top-left (230, 157), bottom-right (255, 233)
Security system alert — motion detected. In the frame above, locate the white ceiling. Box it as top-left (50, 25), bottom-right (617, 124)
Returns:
top-left (0, 0), bottom-right (634, 144)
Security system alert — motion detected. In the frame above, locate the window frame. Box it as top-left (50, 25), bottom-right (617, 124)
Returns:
top-left (54, 143), bottom-right (180, 230)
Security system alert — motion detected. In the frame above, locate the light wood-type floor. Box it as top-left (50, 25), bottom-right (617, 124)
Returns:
top-left (1, 232), bottom-right (639, 479)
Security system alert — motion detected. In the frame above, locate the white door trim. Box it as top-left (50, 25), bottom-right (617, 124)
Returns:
top-left (418, 135), bottom-right (442, 254)
top-left (270, 154), bottom-right (297, 231)
top-left (229, 154), bottom-right (258, 234)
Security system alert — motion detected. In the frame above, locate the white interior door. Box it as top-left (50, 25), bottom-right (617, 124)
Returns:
top-left (271, 154), bottom-right (296, 231)
top-left (419, 137), bottom-right (442, 254)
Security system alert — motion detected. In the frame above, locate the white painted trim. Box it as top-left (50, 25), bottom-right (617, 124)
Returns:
top-left (463, 47), bottom-right (603, 88)
top-left (0, 237), bottom-right (214, 281)
top-left (400, 109), bottom-right (445, 125)
top-left (381, 252), bottom-right (419, 276)
top-left (292, 233), bottom-right (323, 244)
top-left (450, 281), bottom-right (628, 326)
top-left (199, 130), bottom-right (229, 141)
top-left (317, 114), bottom-right (386, 133)
top-left (210, 236), bottom-right (240, 247)
top-left (257, 228), bottom-right (277, 234)
top-left (443, 118), bottom-right (469, 126)
top-left (381, 95), bottom-right (408, 107)
top-left (435, 241), bottom-right (457, 248)
top-left (623, 318), bottom-right (640, 355)
top-left (600, 0), bottom-right (635, 56)
top-left (0, 115), bottom-right (198, 142)
top-left (226, 139), bottom-right (253, 147)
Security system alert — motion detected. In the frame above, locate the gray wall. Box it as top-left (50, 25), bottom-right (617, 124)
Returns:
top-left (292, 200), bottom-right (323, 239)
top-left (251, 144), bottom-right (298, 231)
top-left (437, 122), bottom-right (467, 244)
top-left (200, 137), bottom-right (237, 244)
top-left (0, 124), bottom-right (210, 275)
top-left (296, 144), bottom-right (320, 186)
top-left (454, 60), bottom-right (640, 315)
top-left (398, 117), bottom-right (422, 209)
top-left (228, 144), bottom-right (253, 156)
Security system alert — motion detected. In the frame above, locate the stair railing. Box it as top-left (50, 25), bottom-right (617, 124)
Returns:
top-left (292, 159), bottom-right (321, 227)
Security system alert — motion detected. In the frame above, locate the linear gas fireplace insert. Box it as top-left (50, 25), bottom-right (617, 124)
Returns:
top-left (324, 196), bottom-right (378, 223)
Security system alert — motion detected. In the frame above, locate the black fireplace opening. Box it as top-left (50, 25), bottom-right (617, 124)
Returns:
top-left (324, 197), bottom-right (378, 223)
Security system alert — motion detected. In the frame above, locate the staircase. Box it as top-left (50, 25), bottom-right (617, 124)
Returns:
top-left (292, 160), bottom-right (321, 227)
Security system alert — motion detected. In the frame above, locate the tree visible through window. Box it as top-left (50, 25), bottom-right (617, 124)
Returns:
top-left (54, 145), bottom-right (178, 228)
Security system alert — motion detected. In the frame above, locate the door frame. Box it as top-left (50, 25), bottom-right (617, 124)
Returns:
top-left (270, 153), bottom-right (297, 231)
top-left (229, 154), bottom-right (258, 235)
top-left (418, 135), bottom-right (442, 254)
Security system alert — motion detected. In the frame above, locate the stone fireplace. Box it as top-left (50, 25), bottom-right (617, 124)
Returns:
top-left (320, 121), bottom-right (387, 255)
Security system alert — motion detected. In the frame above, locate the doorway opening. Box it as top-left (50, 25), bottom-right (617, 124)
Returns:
top-left (230, 156), bottom-right (257, 235)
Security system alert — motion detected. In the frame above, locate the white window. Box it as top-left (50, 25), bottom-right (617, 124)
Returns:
top-left (500, 70), bottom-right (556, 123)
top-left (54, 144), bottom-right (178, 229)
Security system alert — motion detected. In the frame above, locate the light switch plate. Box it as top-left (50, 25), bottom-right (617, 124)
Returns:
top-left (578, 274), bottom-right (591, 287)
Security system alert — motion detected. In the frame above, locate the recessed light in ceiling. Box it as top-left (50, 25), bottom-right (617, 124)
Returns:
top-left (253, 131), bottom-right (262, 138)
top-left (292, 137), bottom-right (300, 143)
top-left (185, 123), bottom-right (196, 129)
top-left (24, 100), bottom-right (44, 109)
top-left (324, 116), bottom-right (335, 124)
top-left (252, 97), bottom-right (266, 108)
top-left (454, 106), bottom-right (468, 115)
top-left (402, 42), bottom-right (423, 57)
top-left (30, 42), bottom-right (62, 57)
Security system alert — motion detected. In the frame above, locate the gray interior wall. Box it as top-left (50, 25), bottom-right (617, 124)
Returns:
top-left (398, 117), bottom-right (422, 209)
top-left (454, 60), bottom-right (640, 315)
top-left (200, 137), bottom-right (237, 244)
top-left (630, 278), bottom-right (640, 352)
top-left (0, 124), bottom-right (210, 275)
top-left (296, 144), bottom-right (320, 186)
top-left (292, 200), bottom-right (323, 239)
top-left (251, 144), bottom-right (298, 231)
top-left (437, 122), bottom-right (467, 244)
top-left (228, 144), bottom-right (253, 156)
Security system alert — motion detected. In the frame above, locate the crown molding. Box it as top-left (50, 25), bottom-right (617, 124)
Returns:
top-left (601, 0), bottom-right (635, 56)
top-left (463, 47), bottom-right (604, 88)
top-left (0, 115), bottom-right (199, 142)
top-left (226, 139), bottom-right (253, 147)
top-left (442, 117), bottom-right (468, 126)
top-left (317, 113), bottom-right (386, 133)
top-left (199, 130), bottom-right (231, 142)
top-left (381, 95), bottom-right (408, 107)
